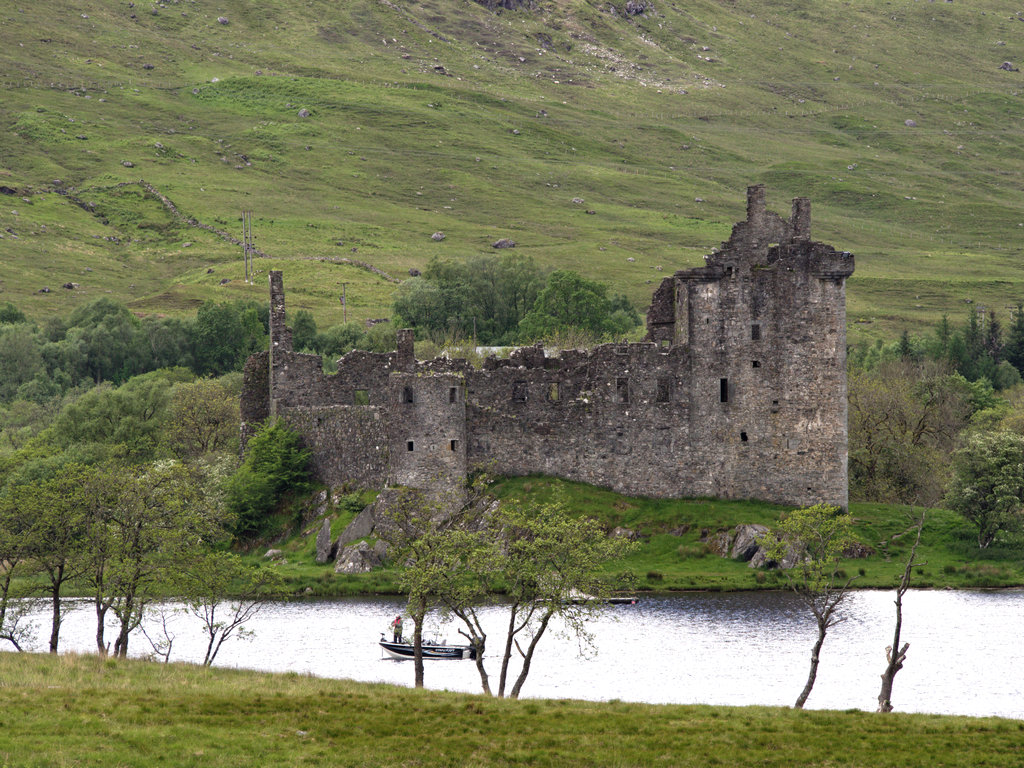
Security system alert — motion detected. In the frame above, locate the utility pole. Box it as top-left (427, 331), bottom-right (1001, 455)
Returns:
top-left (241, 210), bottom-right (254, 283)
top-left (340, 282), bottom-right (348, 323)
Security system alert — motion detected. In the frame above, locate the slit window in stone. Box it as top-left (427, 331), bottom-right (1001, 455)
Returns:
top-left (449, 387), bottom-right (458, 404)
top-left (720, 378), bottom-right (729, 403)
top-left (354, 389), bottom-right (369, 405)
top-left (406, 440), bottom-right (414, 452)
top-left (512, 381), bottom-right (528, 402)
top-left (450, 439), bottom-right (458, 452)
top-left (752, 360), bottom-right (760, 368)
top-left (402, 386), bottom-right (414, 404)
top-left (740, 431), bottom-right (748, 442)
top-left (656, 377), bottom-right (672, 403)
top-left (617, 377), bottom-right (629, 404)
top-left (548, 383), bottom-right (559, 402)
top-left (751, 324), bottom-right (761, 341)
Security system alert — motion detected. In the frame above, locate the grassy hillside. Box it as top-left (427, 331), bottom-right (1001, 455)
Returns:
top-left (259, 477), bottom-right (1024, 596)
top-left (2, 652), bottom-right (1023, 767)
top-left (2, 0), bottom-right (1024, 341)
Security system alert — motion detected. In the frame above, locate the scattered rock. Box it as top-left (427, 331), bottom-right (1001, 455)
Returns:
top-left (264, 549), bottom-right (284, 560)
top-left (219, 278), bottom-right (230, 285)
top-left (704, 530), bottom-right (733, 557)
top-left (0, 186), bottom-right (15, 195)
top-left (182, 241), bottom-right (192, 247)
top-left (217, 16), bottom-right (229, 24)
top-left (843, 542), bottom-right (876, 559)
top-left (586, 210), bottom-right (596, 215)
top-left (38, 287), bottom-right (50, 293)
top-left (904, 119), bottom-right (917, 127)
top-left (297, 108), bottom-right (310, 118)
top-left (206, 268), bottom-right (214, 273)
top-left (611, 526), bottom-right (639, 541)
top-left (627, 257), bottom-right (636, 262)
top-left (624, 0), bottom-right (648, 15)
top-left (409, 268), bottom-right (421, 277)
top-left (492, 238), bottom-right (516, 249)
top-left (998, 61), bottom-right (1019, 71)
top-left (431, 231), bottom-right (445, 241)
top-left (572, 197), bottom-right (585, 204)
top-left (511, 128), bottom-right (520, 135)
top-left (315, 518), bottom-right (336, 564)
top-left (142, 63), bottom-right (154, 70)
top-left (668, 524), bottom-right (691, 536)
top-left (62, 282), bottom-right (79, 290)
top-left (334, 540), bottom-right (387, 574)
top-left (122, 160), bottom-right (134, 167)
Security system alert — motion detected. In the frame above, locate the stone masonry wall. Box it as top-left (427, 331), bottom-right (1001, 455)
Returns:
top-left (241, 186), bottom-right (854, 508)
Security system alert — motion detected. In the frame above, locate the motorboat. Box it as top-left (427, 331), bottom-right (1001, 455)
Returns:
top-left (566, 590), bottom-right (639, 605)
top-left (379, 634), bottom-right (478, 660)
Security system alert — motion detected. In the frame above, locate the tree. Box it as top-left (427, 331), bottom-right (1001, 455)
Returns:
top-left (179, 551), bottom-right (283, 666)
top-left (877, 510), bottom-right (925, 713)
top-left (224, 419), bottom-right (311, 537)
top-left (760, 503), bottom-right (858, 709)
top-left (386, 488), bottom-right (635, 698)
top-left (87, 460), bottom-right (228, 658)
top-left (291, 310), bottom-right (318, 352)
top-left (945, 431), bottom-right (1024, 548)
top-left (162, 377), bottom-right (240, 458)
top-left (192, 300), bottom-right (267, 376)
top-left (0, 489), bottom-right (39, 651)
top-left (15, 466), bottom-right (95, 652)
top-left (518, 270), bottom-right (639, 342)
top-left (848, 360), bottom-right (974, 505)
top-left (0, 323), bottom-right (44, 403)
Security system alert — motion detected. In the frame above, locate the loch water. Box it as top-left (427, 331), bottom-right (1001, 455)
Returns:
top-left (17, 589), bottom-right (1024, 719)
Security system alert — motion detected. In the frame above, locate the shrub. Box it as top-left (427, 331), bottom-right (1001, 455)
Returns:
top-left (225, 419), bottom-right (311, 538)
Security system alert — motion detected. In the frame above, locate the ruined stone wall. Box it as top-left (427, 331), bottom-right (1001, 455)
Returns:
top-left (241, 186), bottom-right (854, 508)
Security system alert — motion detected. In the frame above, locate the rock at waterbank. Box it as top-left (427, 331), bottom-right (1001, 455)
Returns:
top-left (334, 540), bottom-right (388, 574)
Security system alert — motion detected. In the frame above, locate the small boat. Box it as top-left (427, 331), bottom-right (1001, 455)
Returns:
top-left (379, 634), bottom-right (478, 661)
top-left (566, 590), bottom-right (640, 605)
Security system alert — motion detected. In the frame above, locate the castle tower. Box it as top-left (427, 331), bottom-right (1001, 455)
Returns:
top-left (387, 371), bottom-right (467, 495)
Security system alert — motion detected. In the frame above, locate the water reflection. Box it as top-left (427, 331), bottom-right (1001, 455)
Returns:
top-left (14, 590), bottom-right (1024, 719)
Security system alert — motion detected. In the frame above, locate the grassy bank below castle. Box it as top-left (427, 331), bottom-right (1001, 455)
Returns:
top-left (1, 652), bottom-right (1021, 768)
top-left (259, 477), bottom-right (1024, 597)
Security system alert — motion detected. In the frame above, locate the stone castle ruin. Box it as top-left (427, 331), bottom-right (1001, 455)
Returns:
top-left (241, 185), bottom-right (855, 508)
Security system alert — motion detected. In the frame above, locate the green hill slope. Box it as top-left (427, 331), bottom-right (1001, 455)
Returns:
top-left (2, 0), bottom-right (1023, 340)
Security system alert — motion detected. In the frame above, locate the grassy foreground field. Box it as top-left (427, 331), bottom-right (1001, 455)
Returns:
top-left (1, 652), bottom-right (1022, 768)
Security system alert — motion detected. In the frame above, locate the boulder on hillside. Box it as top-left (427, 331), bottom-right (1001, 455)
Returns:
top-left (338, 503), bottom-right (376, 545)
top-left (315, 518), bottom-right (335, 564)
top-left (731, 524), bottom-right (769, 561)
top-left (334, 540), bottom-right (388, 574)
top-left (491, 238), bottom-right (516, 249)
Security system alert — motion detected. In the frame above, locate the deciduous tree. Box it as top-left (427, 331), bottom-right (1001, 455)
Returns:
top-left (760, 503), bottom-right (858, 709)
top-left (945, 431), bottom-right (1024, 548)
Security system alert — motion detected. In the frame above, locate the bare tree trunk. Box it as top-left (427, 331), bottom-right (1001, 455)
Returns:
top-left (497, 604), bottom-right (520, 698)
top-left (48, 564), bottom-right (64, 654)
top-left (509, 611), bottom-right (554, 700)
top-left (878, 512), bottom-right (925, 712)
top-left (795, 620), bottom-right (827, 709)
top-left (94, 602), bottom-right (109, 656)
top-left (411, 597), bottom-right (426, 689)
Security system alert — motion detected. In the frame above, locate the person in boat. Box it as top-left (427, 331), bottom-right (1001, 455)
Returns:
top-left (390, 615), bottom-right (403, 643)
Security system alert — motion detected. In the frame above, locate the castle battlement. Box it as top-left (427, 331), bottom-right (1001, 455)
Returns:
top-left (241, 186), bottom-right (854, 507)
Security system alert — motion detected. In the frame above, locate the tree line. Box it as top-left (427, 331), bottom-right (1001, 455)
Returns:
top-left (849, 306), bottom-right (1024, 550)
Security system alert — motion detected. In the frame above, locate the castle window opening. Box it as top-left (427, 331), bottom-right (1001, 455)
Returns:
top-left (656, 377), bottom-right (672, 403)
top-left (449, 387), bottom-right (458, 404)
top-left (354, 389), bottom-right (369, 405)
top-left (548, 382), bottom-right (560, 402)
top-left (616, 378), bottom-right (630, 404)
top-left (402, 386), bottom-right (414, 404)
top-left (512, 381), bottom-right (528, 402)
top-left (406, 441), bottom-right (414, 452)
top-left (450, 439), bottom-right (458, 451)
top-left (660, 339), bottom-right (670, 349)
top-left (740, 431), bottom-right (748, 442)
top-left (752, 360), bottom-right (760, 368)
top-left (751, 324), bottom-right (761, 341)
top-left (720, 378), bottom-right (729, 403)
